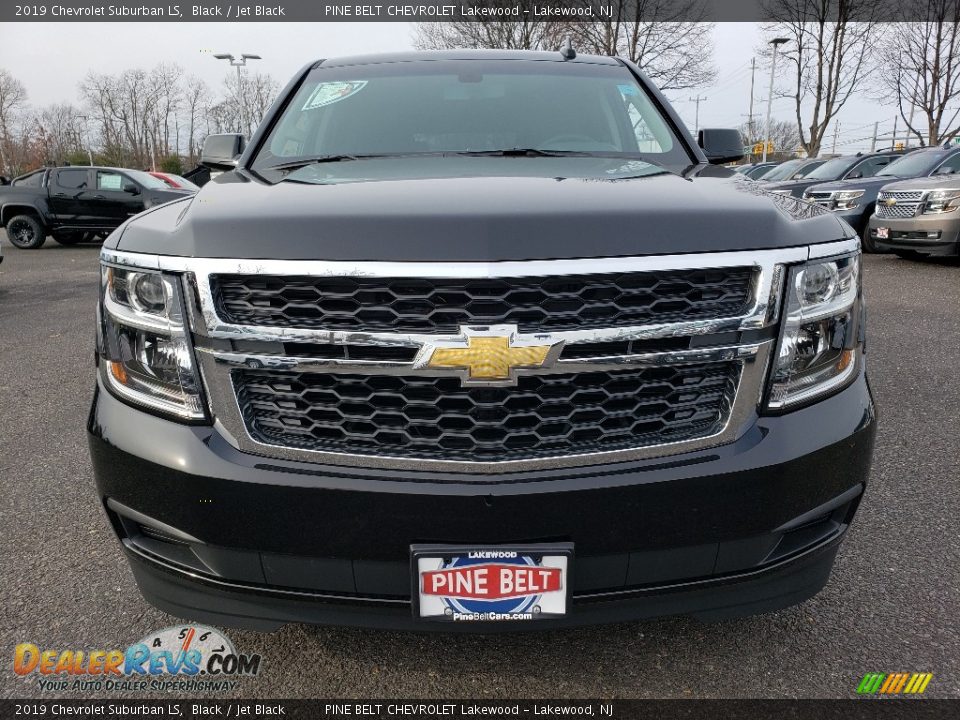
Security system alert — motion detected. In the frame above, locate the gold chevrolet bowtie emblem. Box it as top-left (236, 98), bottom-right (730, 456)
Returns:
top-left (426, 335), bottom-right (556, 382)
top-left (882, 198), bottom-right (897, 206)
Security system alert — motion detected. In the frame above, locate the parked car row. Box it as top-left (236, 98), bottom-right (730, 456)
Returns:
top-left (739, 145), bottom-right (960, 258)
top-left (0, 165), bottom-right (197, 249)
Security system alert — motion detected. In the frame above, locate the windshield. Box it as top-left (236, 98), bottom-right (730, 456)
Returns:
top-left (746, 165), bottom-right (775, 179)
top-left (759, 159), bottom-right (804, 181)
top-left (877, 151), bottom-right (943, 177)
top-left (251, 60), bottom-right (691, 182)
top-left (126, 170), bottom-right (173, 190)
top-left (804, 157), bottom-right (856, 181)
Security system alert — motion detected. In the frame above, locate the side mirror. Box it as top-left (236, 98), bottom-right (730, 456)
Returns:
top-left (847, 170), bottom-right (863, 179)
top-left (123, 182), bottom-right (140, 195)
top-left (201, 133), bottom-right (246, 171)
top-left (934, 165), bottom-right (955, 175)
top-left (698, 128), bottom-right (745, 165)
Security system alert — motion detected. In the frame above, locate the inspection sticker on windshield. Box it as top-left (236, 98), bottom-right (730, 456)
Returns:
top-left (412, 544), bottom-right (572, 622)
top-left (302, 81), bottom-right (367, 110)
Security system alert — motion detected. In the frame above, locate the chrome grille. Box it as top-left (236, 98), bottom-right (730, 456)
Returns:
top-left (210, 269), bottom-right (755, 333)
top-left (881, 191), bottom-right (923, 201)
top-left (804, 191), bottom-right (834, 207)
top-left (876, 191), bottom-right (922, 219)
top-left (234, 364), bottom-right (740, 462)
top-left (101, 242), bottom-right (859, 473)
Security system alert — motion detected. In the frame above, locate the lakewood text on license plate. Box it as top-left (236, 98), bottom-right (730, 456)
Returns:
top-left (412, 544), bottom-right (573, 622)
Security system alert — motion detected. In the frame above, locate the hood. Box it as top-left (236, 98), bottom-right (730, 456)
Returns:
top-left (808, 175), bottom-right (904, 193)
top-left (113, 171), bottom-right (850, 261)
top-left (872, 174), bottom-right (960, 193)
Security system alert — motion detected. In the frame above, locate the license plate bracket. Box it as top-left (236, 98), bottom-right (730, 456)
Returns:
top-left (411, 543), bottom-right (573, 623)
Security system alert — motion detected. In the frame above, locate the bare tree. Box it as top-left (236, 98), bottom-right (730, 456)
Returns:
top-left (567, 0), bottom-right (717, 91)
top-left (762, 0), bottom-right (879, 157)
top-left (182, 76), bottom-right (209, 164)
top-left (217, 69), bottom-right (279, 137)
top-left (878, 0), bottom-right (960, 146)
top-left (739, 118), bottom-right (803, 160)
top-left (33, 103), bottom-right (88, 165)
top-left (0, 68), bottom-right (28, 175)
top-left (414, 3), bottom-right (562, 51)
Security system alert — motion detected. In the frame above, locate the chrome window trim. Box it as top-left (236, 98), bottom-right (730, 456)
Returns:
top-left (99, 239), bottom-right (858, 474)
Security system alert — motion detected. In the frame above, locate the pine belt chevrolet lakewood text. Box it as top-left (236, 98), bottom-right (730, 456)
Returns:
top-left (88, 50), bottom-right (876, 631)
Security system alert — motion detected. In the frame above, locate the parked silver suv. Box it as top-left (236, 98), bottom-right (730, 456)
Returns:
top-left (868, 175), bottom-right (960, 257)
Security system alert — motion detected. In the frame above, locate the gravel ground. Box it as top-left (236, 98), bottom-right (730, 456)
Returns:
top-left (0, 239), bottom-right (957, 699)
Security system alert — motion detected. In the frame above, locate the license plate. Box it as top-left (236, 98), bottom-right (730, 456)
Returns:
top-left (875, 227), bottom-right (889, 239)
top-left (412, 544), bottom-right (572, 622)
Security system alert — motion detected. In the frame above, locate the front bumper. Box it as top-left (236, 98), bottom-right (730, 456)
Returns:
top-left (869, 214), bottom-right (960, 256)
top-left (89, 370), bottom-right (876, 631)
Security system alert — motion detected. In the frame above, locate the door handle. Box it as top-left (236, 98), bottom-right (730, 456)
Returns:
top-left (54, 192), bottom-right (66, 197)
top-left (93, 195), bottom-right (105, 200)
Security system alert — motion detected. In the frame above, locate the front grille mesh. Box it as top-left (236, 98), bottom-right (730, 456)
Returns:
top-left (876, 192), bottom-right (922, 219)
top-left (211, 269), bottom-right (755, 333)
top-left (234, 364), bottom-right (740, 462)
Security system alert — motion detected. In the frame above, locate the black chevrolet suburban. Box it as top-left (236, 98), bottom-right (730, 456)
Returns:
top-left (89, 50), bottom-right (875, 631)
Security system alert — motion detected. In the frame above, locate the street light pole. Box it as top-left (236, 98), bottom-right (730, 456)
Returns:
top-left (213, 53), bottom-right (262, 135)
top-left (763, 38), bottom-right (789, 163)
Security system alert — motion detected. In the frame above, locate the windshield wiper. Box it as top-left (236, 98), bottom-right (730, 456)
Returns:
top-left (450, 148), bottom-right (596, 158)
top-left (269, 148), bottom-right (617, 172)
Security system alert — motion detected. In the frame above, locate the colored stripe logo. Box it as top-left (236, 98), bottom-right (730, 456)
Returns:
top-left (857, 673), bottom-right (933, 695)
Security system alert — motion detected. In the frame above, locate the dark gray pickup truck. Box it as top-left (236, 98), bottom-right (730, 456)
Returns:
top-left (0, 166), bottom-right (193, 249)
top-left (89, 49), bottom-right (875, 632)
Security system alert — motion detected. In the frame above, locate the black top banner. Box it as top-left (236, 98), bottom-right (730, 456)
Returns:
top-left (2, 0), bottom-right (953, 23)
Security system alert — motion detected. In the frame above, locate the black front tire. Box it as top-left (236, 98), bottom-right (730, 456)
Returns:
top-left (861, 224), bottom-right (880, 253)
top-left (5, 214), bottom-right (46, 249)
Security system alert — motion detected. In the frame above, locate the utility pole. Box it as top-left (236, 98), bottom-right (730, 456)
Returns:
top-left (763, 38), bottom-right (789, 162)
top-left (892, 114), bottom-right (898, 150)
top-left (870, 121), bottom-right (879, 152)
top-left (689, 95), bottom-right (707, 134)
top-left (831, 121), bottom-right (840, 155)
top-left (747, 57), bottom-right (756, 140)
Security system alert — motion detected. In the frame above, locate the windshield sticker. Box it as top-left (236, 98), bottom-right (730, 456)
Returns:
top-left (302, 81), bottom-right (368, 110)
top-left (618, 84), bottom-right (640, 96)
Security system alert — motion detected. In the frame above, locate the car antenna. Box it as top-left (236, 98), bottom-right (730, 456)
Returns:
top-left (559, 36), bottom-right (576, 61)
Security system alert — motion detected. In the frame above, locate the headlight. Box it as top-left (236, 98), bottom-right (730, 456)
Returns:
top-left (833, 190), bottom-right (864, 210)
top-left (767, 250), bottom-right (861, 410)
top-left (922, 189), bottom-right (960, 214)
top-left (97, 262), bottom-right (205, 420)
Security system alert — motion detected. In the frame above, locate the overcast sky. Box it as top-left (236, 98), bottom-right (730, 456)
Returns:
top-left (0, 22), bottom-right (902, 155)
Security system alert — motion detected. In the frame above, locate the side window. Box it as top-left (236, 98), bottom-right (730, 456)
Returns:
top-left (933, 153), bottom-right (960, 175)
top-left (848, 157), bottom-right (890, 179)
top-left (56, 169), bottom-right (88, 189)
top-left (13, 171), bottom-right (43, 187)
top-left (97, 171), bottom-right (126, 191)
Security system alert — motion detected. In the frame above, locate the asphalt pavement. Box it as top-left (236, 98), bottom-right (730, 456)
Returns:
top-left (0, 239), bottom-right (957, 699)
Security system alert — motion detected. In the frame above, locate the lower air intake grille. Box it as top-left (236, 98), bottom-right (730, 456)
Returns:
top-left (233, 364), bottom-right (741, 462)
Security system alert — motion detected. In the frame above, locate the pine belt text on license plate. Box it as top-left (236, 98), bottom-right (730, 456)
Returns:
top-left (412, 545), bottom-right (572, 622)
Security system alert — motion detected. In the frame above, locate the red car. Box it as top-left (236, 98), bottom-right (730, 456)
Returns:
top-left (148, 171), bottom-right (200, 191)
